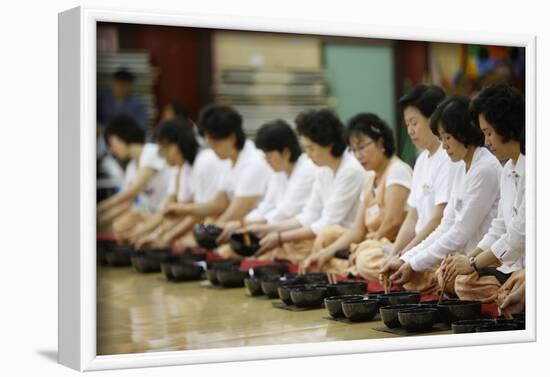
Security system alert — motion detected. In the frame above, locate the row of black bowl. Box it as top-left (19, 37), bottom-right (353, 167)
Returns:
top-left (451, 315), bottom-right (525, 333)
top-left (324, 291), bottom-right (421, 325)
top-left (245, 273), bottom-right (368, 309)
top-left (204, 262), bottom-right (289, 287)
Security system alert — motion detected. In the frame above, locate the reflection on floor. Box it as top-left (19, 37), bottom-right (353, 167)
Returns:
top-left (97, 266), bottom-right (449, 355)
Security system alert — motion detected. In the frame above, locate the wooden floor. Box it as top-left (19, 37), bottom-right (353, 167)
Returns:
top-left (97, 265), bottom-right (450, 355)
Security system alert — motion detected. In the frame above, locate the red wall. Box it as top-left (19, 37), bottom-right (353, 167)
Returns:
top-left (134, 25), bottom-right (211, 122)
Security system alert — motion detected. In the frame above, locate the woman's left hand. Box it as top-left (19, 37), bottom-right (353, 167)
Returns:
top-left (216, 220), bottom-right (242, 244)
top-left (442, 254), bottom-right (474, 282)
top-left (255, 232), bottom-right (280, 257)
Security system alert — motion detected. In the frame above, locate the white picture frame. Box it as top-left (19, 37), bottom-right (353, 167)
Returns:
top-left (58, 5), bottom-right (537, 371)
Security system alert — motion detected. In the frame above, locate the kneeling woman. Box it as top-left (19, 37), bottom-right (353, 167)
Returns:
top-left (440, 84), bottom-right (525, 305)
top-left (301, 113), bottom-right (412, 279)
top-left (380, 95), bottom-right (502, 296)
top-left (97, 115), bottom-right (171, 240)
top-left (253, 109), bottom-right (368, 263)
top-left (133, 119), bottom-right (226, 249)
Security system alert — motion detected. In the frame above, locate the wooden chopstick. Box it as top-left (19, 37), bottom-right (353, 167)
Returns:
top-left (243, 233), bottom-right (251, 247)
top-left (383, 274), bottom-right (390, 294)
top-left (438, 279), bottom-right (447, 303)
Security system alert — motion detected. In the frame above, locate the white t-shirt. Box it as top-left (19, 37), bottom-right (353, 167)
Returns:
top-left (216, 139), bottom-right (273, 199)
top-left (401, 147), bottom-right (502, 272)
top-left (407, 145), bottom-right (458, 234)
top-left (123, 143), bottom-right (171, 213)
top-left (296, 150), bottom-right (369, 235)
top-left (166, 149), bottom-right (230, 204)
top-left (477, 154), bottom-right (525, 273)
top-left (245, 154), bottom-right (317, 223)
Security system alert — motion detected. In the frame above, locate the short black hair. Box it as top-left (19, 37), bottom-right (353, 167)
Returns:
top-left (255, 119), bottom-right (302, 163)
top-left (156, 119), bottom-right (199, 165)
top-left (469, 84), bottom-right (525, 154)
top-left (295, 109), bottom-right (346, 157)
top-left (346, 113), bottom-right (395, 157)
top-left (167, 101), bottom-right (188, 119)
top-left (197, 104), bottom-right (246, 150)
top-left (399, 84), bottom-right (446, 118)
top-left (113, 68), bottom-right (135, 83)
top-left (430, 95), bottom-right (484, 148)
top-left (104, 114), bottom-right (145, 144)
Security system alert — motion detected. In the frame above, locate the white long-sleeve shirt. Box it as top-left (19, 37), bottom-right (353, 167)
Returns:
top-left (245, 154), bottom-right (316, 223)
top-left (296, 150), bottom-right (368, 235)
top-left (401, 147), bottom-right (502, 272)
top-left (477, 154), bottom-right (525, 273)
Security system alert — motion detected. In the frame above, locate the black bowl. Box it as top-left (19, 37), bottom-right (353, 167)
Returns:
top-left (324, 295), bottom-right (364, 318)
top-left (205, 269), bottom-right (220, 285)
top-left (398, 308), bottom-right (437, 332)
top-left (512, 312), bottom-right (525, 321)
top-left (326, 281), bottom-right (368, 297)
top-left (171, 261), bottom-right (204, 281)
top-left (216, 268), bottom-right (248, 288)
top-left (303, 272), bottom-right (330, 284)
top-left (452, 319), bottom-right (496, 334)
top-left (475, 323), bottom-right (518, 332)
top-left (437, 300), bottom-right (482, 324)
top-left (496, 318), bottom-right (526, 330)
top-left (97, 240), bottom-right (116, 265)
top-left (379, 304), bottom-right (420, 328)
top-left (204, 259), bottom-right (241, 285)
top-left (261, 276), bottom-right (299, 298)
top-left (104, 245), bottom-right (134, 266)
top-left (290, 287), bottom-right (328, 308)
top-left (161, 261), bottom-right (175, 280)
top-left (378, 291), bottom-right (421, 306)
top-left (250, 264), bottom-right (289, 277)
top-left (229, 233), bottom-right (261, 257)
top-left (278, 284), bottom-right (311, 305)
top-left (178, 251), bottom-right (208, 262)
top-left (342, 298), bottom-right (380, 322)
top-left (131, 250), bottom-right (173, 273)
top-left (417, 300), bottom-right (448, 323)
top-left (193, 224), bottom-right (223, 249)
top-left (244, 277), bottom-right (263, 296)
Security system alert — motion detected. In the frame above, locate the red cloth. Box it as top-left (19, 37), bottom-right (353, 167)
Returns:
top-left (97, 233), bottom-right (115, 241)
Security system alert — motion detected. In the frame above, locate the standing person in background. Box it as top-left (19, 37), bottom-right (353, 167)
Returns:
top-left (439, 84), bottom-right (525, 305)
top-left (97, 67), bottom-right (148, 130)
top-left (301, 113), bottom-right (412, 277)
top-left (97, 115), bottom-right (171, 240)
top-left (379, 95), bottom-right (502, 297)
top-left (162, 104), bottom-right (272, 247)
top-left (251, 109), bottom-right (367, 264)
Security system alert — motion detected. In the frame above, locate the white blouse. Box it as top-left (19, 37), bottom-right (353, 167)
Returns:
top-left (401, 147), bottom-right (502, 272)
top-left (477, 153), bottom-right (525, 273)
top-left (296, 150), bottom-right (368, 235)
top-left (245, 154), bottom-right (316, 223)
top-left (216, 139), bottom-right (273, 199)
top-left (407, 145), bottom-right (458, 234)
top-left (123, 143), bottom-right (171, 213)
top-left (166, 149), bottom-right (229, 204)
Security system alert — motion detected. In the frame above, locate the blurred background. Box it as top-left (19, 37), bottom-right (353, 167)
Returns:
top-left (97, 22), bottom-right (525, 167)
